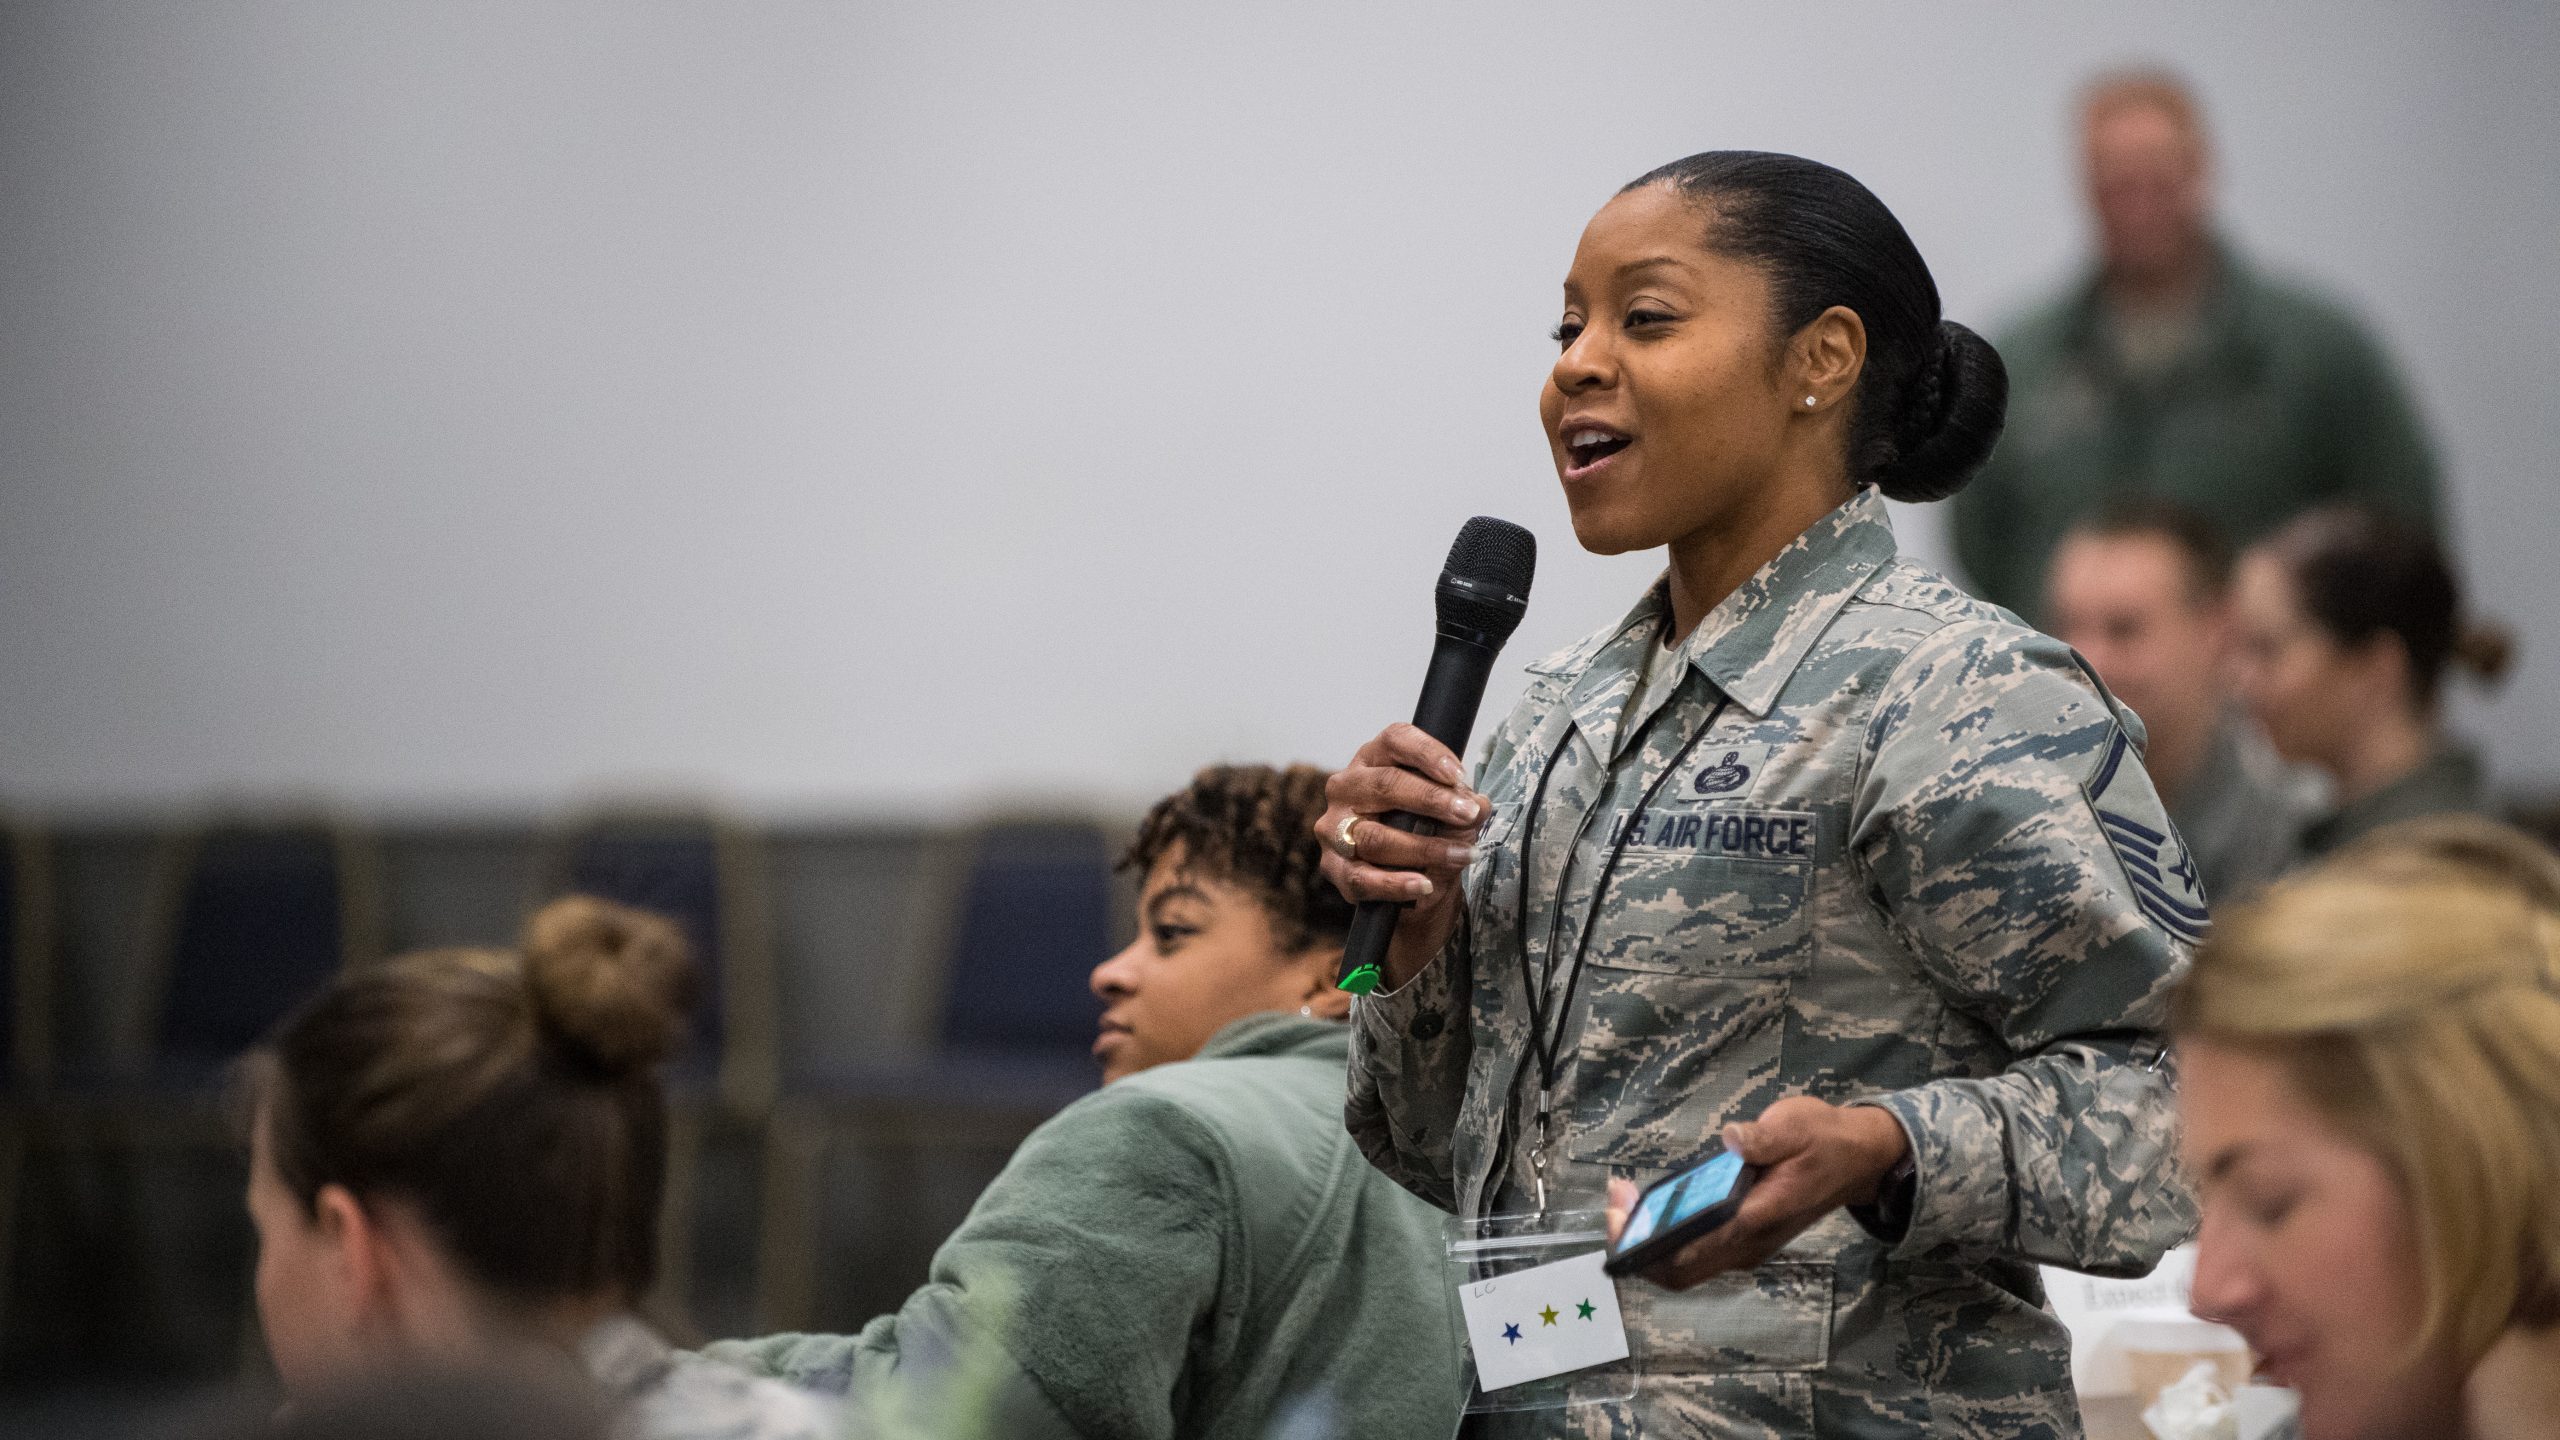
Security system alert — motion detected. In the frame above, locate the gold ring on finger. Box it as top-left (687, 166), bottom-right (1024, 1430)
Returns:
top-left (1335, 813), bottom-right (1361, 859)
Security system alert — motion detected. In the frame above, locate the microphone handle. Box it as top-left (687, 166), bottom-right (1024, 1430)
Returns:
top-left (1337, 624), bottom-right (1501, 993)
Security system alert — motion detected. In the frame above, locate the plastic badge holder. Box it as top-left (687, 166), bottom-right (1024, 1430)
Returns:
top-left (1444, 1209), bottom-right (1642, 1414)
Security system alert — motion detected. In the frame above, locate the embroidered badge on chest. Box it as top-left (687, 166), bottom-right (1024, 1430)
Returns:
top-left (1686, 744), bottom-right (1770, 799)
top-left (2085, 726), bottom-right (2210, 943)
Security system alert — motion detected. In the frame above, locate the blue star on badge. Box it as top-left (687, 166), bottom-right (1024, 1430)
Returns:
top-left (1501, 1323), bottom-right (1522, 1344)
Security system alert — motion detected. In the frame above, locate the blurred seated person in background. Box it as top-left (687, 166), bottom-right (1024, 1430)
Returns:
top-left (2047, 499), bottom-right (2315, 901)
top-left (240, 897), bottom-right (836, 1440)
top-left (1953, 68), bottom-right (2442, 617)
top-left (709, 764), bottom-right (1463, 1440)
top-left (2172, 817), bottom-right (2560, 1440)
top-left (2230, 505), bottom-right (2512, 860)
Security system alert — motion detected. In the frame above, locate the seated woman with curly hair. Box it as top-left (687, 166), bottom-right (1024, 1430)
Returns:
top-left (712, 764), bottom-right (1464, 1440)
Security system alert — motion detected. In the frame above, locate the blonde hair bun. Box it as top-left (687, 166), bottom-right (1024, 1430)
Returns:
top-left (521, 895), bottom-right (696, 1074)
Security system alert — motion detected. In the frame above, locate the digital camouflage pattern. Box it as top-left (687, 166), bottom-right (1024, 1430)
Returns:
top-left (1349, 488), bottom-right (2198, 1438)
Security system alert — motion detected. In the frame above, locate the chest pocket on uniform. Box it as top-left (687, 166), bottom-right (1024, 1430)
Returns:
top-left (1581, 806), bottom-right (1815, 977)
top-left (1563, 807), bottom-right (1813, 1170)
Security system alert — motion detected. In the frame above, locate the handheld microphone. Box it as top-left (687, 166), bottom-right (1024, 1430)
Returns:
top-left (1337, 517), bottom-right (1536, 994)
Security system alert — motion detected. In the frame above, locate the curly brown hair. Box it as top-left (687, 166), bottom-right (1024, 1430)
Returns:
top-left (1122, 764), bottom-right (1353, 954)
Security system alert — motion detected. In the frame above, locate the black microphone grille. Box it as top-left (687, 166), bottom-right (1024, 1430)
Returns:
top-left (1436, 516), bottom-right (1536, 644)
top-left (1444, 516), bottom-right (1536, 597)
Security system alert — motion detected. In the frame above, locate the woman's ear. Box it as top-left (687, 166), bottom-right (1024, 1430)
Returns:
top-left (2345, 630), bottom-right (2418, 710)
top-left (1299, 948), bottom-right (1353, 1021)
top-left (311, 1184), bottom-right (392, 1323)
top-left (1793, 304), bottom-right (1867, 410)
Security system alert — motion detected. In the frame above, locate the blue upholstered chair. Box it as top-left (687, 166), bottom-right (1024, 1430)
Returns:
top-left (0, 814), bottom-right (57, 1348)
top-left (752, 814), bottom-right (1126, 1330)
top-left (21, 817), bottom-right (384, 1384)
top-left (136, 823), bottom-right (379, 1085)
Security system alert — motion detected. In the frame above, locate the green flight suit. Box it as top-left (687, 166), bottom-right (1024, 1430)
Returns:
top-left (2298, 743), bottom-right (2489, 860)
top-left (1952, 244), bottom-right (2442, 617)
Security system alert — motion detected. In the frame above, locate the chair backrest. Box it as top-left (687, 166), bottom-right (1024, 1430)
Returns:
top-left (0, 816), bottom-right (54, 1085)
top-left (542, 809), bottom-right (775, 1114)
top-left (138, 822), bottom-right (380, 1083)
top-left (1, 825), bottom-right (17, 1082)
top-left (934, 819), bottom-right (1115, 1055)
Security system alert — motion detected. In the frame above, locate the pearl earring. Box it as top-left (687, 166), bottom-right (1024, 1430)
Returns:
top-left (1804, 396), bottom-right (1818, 408)
top-left (1298, 1005), bottom-right (1314, 1017)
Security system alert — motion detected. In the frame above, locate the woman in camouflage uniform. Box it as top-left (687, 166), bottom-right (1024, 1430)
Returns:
top-left (1320, 152), bottom-right (2197, 1437)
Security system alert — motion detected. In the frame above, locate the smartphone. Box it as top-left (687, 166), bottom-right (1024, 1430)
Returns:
top-left (1603, 1147), bottom-right (1757, 1276)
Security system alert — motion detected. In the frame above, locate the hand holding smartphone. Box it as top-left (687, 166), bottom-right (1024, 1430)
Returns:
top-left (1604, 1147), bottom-right (1757, 1277)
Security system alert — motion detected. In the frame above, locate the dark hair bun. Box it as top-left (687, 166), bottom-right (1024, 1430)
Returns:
top-left (521, 896), bottom-right (695, 1074)
top-left (1875, 320), bottom-right (2008, 503)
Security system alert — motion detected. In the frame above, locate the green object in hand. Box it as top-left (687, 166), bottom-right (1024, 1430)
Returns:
top-left (1338, 964), bottom-right (1382, 995)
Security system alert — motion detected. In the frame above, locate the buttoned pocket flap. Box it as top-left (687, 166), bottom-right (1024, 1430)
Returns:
top-left (1583, 813), bottom-right (1813, 977)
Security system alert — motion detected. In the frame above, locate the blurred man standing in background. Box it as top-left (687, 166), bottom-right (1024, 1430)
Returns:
top-left (2045, 502), bottom-right (2317, 903)
top-left (1956, 70), bottom-right (2444, 619)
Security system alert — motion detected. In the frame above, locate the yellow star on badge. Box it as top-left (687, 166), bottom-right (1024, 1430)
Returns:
top-left (1539, 1304), bottom-right (1559, 1326)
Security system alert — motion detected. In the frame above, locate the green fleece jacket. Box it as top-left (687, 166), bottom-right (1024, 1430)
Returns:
top-left (708, 1015), bottom-right (1463, 1440)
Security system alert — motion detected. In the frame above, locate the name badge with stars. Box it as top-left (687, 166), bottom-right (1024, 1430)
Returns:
top-left (2085, 725), bottom-right (2209, 943)
top-left (1456, 1249), bottom-right (1630, 1391)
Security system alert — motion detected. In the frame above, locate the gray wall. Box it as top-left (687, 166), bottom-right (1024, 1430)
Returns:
top-left (5, 1), bottom-right (2555, 816)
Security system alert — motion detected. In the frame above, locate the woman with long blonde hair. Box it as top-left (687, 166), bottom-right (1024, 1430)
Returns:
top-left (2172, 816), bottom-right (2560, 1440)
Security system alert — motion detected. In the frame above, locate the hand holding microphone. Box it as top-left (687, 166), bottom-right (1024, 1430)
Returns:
top-left (1316, 518), bottom-right (1535, 994)
top-left (1317, 726), bottom-right (1490, 991)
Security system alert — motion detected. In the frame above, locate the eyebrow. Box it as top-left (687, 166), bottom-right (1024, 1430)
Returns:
top-left (1143, 883), bottom-right (1211, 922)
top-left (1563, 255), bottom-right (1695, 301)
top-left (1614, 255), bottom-right (1692, 279)
top-left (2202, 1141), bottom-right (2254, 1185)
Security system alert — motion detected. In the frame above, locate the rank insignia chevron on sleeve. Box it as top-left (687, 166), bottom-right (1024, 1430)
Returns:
top-left (2085, 725), bottom-right (2210, 944)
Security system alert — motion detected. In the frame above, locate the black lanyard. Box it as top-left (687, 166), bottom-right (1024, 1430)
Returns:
top-left (1508, 693), bottom-right (1730, 1207)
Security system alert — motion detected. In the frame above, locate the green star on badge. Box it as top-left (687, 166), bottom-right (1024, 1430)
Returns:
top-left (1576, 1299), bottom-right (1596, 1320)
top-left (1538, 1305), bottom-right (1559, 1326)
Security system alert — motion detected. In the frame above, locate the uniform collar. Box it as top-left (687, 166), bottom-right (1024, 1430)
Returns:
top-left (1527, 488), bottom-right (1900, 721)
top-left (2302, 743), bottom-right (2486, 855)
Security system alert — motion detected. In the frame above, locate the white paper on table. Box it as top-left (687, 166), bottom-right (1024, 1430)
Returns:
top-left (2046, 1245), bottom-right (2220, 1395)
top-left (1455, 1249), bottom-right (1631, 1391)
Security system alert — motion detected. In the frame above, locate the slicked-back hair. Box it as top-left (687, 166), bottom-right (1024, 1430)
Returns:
top-left (1623, 150), bottom-right (2008, 504)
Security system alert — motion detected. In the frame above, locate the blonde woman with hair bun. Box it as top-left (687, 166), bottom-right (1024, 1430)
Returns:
top-left (2172, 816), bottom-right (2560, 1440)
top-left (240, 896), bottom-right (835, 1440)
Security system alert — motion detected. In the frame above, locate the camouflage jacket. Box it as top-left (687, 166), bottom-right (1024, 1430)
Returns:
top-left (1348, 489), bottom-right (2197, 1438)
